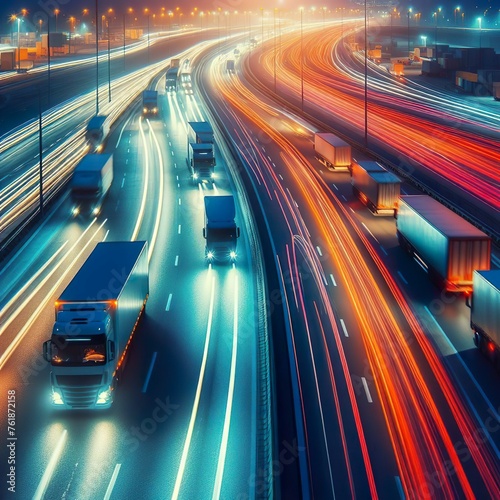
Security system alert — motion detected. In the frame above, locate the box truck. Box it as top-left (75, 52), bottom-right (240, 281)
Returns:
top-left (142, 90), bottom-right (158, 115)
top-left (396, 195), bottom-right (491, 292)
top-left (85, 115), bottom-right (110, 152)
top-left (203, 195), bottom-right (240, 262)
top-left (313, 133), bottom-right (351, 171)
top-left (188, 121), bottom-right (214, 145)
top-left (42, 241), bottom-right (149, 409)
top-left (469, 270), bottom-right (500, 365)
top-left (351, 161), bottom-right (401, 215)
top-left (70, 154), bottom-right (113, 217)
top-left (166, 67), bottom-right (179, 92)
top-left (226, 59), bottom-right (235, 73)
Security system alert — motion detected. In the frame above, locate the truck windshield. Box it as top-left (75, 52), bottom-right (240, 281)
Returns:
top-left (207, 228), bottom-right (237, 242)
top-left (51, 334), bottom-right (106, 366)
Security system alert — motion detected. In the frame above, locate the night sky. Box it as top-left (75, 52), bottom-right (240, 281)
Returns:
top-left (0, 1), bottom-right (498, 37)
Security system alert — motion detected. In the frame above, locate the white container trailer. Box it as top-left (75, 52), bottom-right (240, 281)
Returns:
top-left (313, 133), bottom-right (351, 171)
top-left (351, 161), bottom-right (401, 215)
top-left (396, 195), bottom-right (491, 292)
top-left (469, 270), bottom-right (500, 365)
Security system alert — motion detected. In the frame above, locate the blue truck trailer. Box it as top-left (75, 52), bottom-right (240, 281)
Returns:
top-left (43, 241), bottom-right (149, 409)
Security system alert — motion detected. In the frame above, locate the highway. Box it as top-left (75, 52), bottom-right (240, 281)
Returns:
top-left (245, 22), bottom-right (500, 236)
top-left (0, 54), bottom-right (262, 499)
top-left (202, 27), bottom-right (500, 497)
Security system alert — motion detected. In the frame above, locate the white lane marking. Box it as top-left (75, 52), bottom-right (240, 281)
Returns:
top-left (361, 222), bottom-right (379, 243)
top-left (178, 225), bottom-right (182, 234)
top-left (361, 377), bottom-right (373, 403)
top-left (380, 246), bottom-right (388, 256)
top-left (33, 430), bottom-right (68, 500)
top-left (147, 121), bottom-right (165, 261)
top-left (332, 183), bottom-right (338, 190)
top-left (142, 352), bottom-right (158, 393)
top-left (175, 255), bottom-right (179, 266)
top-left (121, 178), bottom-right (125, 188)
top-left (329, 274), bottom-right (337, 286)
top-left (172, 275), bottom-right (216, 499)
top-left (341, 194), bottom-right (347, 201)
top-left (0, 242), bottom-right (68, 333)
top-left (131, 117), bottom-right (149, 241)
top-left (165, 293), bottom-right (173, 311)
top-left (340, 319), bottom-right (349, 337)
top-left (0, 220), bottom-right (107, 368)
top-left (278, 174), bottom-right (284, 180)
top-left (103, 464), bottom-right (122, 500)
top-left (316, 246), bottom-right (323, 256)
top-left (178, 198), bottom-right (182, 205)
top-left (212, 273), bottom-right (239, 499)
top-left (397, 271), bottom-right (408, 284)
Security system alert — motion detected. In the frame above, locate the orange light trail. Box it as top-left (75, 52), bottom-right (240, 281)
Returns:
top-left (211, 49), bottom-right (500, 496)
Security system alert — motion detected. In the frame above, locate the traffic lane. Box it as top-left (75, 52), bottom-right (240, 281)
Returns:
top-left (0, 109), bottom-right (161, 497)
top-left (313, 158), bottom-right (500, 452)
top-left (0, 31), bottom-right (213, 135)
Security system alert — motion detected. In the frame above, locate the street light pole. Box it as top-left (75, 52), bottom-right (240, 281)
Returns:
top-left (300, 7), bottom-right (304, 111)
top-left (364, 0), bottom-right (368, 148)
top-left (107, 10), bottom-right (112, 102)
top-left (95, 0), bottom-right (99, 115)
top-left (17, 17), bottom-right (21, 71)
top-left (407, 8), bottom-right (412, 57)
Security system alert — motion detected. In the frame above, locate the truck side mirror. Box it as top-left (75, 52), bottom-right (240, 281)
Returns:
top-left (42, 341), bottom-right (51, 362)
top-left (203, 228), bottom-right (206, 239)
top-left (108, 340), bottom-right (115, 361)
top-left (237, 227), bottom-right (240, 238)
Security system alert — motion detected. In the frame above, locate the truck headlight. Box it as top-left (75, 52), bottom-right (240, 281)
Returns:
top-left (230, 251), bottom-right (237, 260)
top-left (207, 251), bottom-right (214, 261)
top-left (72, 207), bottom-right (80, 216)
top-left (210, 173), bottom-right (216, 178)
top-left (52, 390), bottom-right (64, 405)
top-left (92, 207), bottom-right (100, 216)
top-left (97, 387), bottom-right (112, 405)
top-left (193, 173), bottom-right (199, 180)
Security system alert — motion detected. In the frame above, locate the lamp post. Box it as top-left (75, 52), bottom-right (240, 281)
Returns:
top-left (364, 0), bottom-right (368, 148)
top-left (17, 16), bottom-right (21, 71)
top-left (454, 7), bottom-right (460, 26)
top-left (54, 8), bottom-right (60, 32)
top-left (68, 16), bottom-right (75, 54)
top-left (107, 9), bottom-right (112, 102)
top-left (95, 0), bottom-right (99, 115)
top-left (273, 8), bottom-right (277, 92)
top-left (145, 8), bottom-right (150, 65)
top-left (407, 8), bottom-right (412, 57)
top-left (300, 7), bottom-right (304, 111)
top-left (478, 17), bottom-right (482, 69)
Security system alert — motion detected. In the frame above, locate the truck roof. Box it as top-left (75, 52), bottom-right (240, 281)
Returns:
top-left (190, 143), bottom-right (213, 151)
top-left (58, 241), bottom-right (147, 302)
top-left (87, 115), bottom-right (107, 129)
top-left (315, 132), bottom-right (349, 147)
top-left (143, 90), bottom-right (158, 96)
top-left (74, 154), bottom-right (112, 172)
top-left (189, 121), bottom-right (213, 134)
top-left (369, 171), bottom-right (401, 184)
top-left (399, 195), bottom-right (490, 239)
top-left (354, 161), bottom-right (386, 172)
top-left (204, 195), bottom-right (235, 222)
top-left (475, 270), bottom-right (500, 291)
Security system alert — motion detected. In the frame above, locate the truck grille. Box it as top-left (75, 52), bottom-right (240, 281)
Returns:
top-left (56, 375), bottom-right (102, 408)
